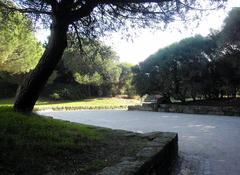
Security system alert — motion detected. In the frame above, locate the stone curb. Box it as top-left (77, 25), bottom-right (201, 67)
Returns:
top-left (34, 105), bottom-right (129, 111)
top-left (37, 115), bottom-right (178, 175)
top-left (97, 131), bottom-right (178, 175)
top-left (128, 105), bottom-right (240, 116)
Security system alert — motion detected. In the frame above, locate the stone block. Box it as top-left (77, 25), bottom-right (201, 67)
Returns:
top-left (98, 132), bottom-right (178, 175)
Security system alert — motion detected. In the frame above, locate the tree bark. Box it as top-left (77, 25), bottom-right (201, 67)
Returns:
top-left (14, 19), bottom-right (69, 112)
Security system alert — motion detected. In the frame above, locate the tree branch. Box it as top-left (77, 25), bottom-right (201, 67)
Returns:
top-left (67, 2), bottom-right (95, 23)
top-left (178, 0), bottom-right (224, 11)
top-left (0, 1), bottom-right (52, 15)
top-left (98, 0), bottom-right (172, 3)
top-left (67, 0), bottom-right (173, 23)
top-left (72, 22), bottom-right (86, 55)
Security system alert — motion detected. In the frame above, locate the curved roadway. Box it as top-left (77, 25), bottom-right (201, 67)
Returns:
top-left (38, 110), bottom-right (240, 175)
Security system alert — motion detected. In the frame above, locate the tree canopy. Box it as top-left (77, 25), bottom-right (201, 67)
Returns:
top-left (62, 38), bottom-right (122, 96)
top-left (133, 35), bottom-right (217, 99)
top-left (49, 38), bottom-right (136, 99)
top-left (1, 0), bottom-right (226, 41)
top-left (218, 7), bottom-right (240, 45)
top-left (0, 0), bottom-right (227, 112)
top-left (133, 7), bottom-right (240, 101)
top-left (0, 8), bottom-right (43, 74)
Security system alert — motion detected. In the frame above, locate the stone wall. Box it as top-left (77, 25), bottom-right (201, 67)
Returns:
top-left (158, 104), bottom-right (240, 116)
top-left (98, 132), bottom-right (178, 175)
top-left (128, 104), bottom-right (240, 116)
top-left (128, 104), bottom-right (156, 112)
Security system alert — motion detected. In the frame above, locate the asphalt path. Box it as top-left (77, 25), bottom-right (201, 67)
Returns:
top-left (38, 110), bottom-right (240, 175)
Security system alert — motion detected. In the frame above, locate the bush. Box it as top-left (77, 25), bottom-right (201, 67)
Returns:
top-left (49, 93), bottom-right (60, 100)
top-left (0, 79), bottom-right (18, 98)
top-left (41, 83), bottom-right (88, 100)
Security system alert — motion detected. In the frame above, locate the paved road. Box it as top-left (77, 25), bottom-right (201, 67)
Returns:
top-left (38, 110), bottom-right (240, 175)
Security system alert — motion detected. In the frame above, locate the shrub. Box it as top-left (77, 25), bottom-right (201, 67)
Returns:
top-left (0, 79), bottom-right (18, 98)
top-left (41, 83), bottom-right (88, 100)
top-left (49, 93), bottom-right (60, 100)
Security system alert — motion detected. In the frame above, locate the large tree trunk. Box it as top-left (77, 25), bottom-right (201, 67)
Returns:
top-left (14, 20), bottom-right (69, 112)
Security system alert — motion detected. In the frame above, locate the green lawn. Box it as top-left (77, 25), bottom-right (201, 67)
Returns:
top-left (0, 98), bottom-right (13, 106)
top-left (0, 106), bottom-right (105, 174)
top-left (0, 97), bottom-right (140, 110)
top-left (0, 106), bottom-right (147, 174)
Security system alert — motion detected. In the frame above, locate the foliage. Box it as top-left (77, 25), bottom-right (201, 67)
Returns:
top-left (118, 63), bottom-right (136, 97)
top-left (134, 8), bottom-right (240, 102)
top-left (0, 9), bottom-right (43, 75)
top-left (56, 38), bottom-right (127, 97)
top-left (74, 72), bottom-right (103, 86)
top-left (49, 92), bottom-right (61, 100)
top-left (0, 78), bottom-right (18, 98)
top-left (213, 7), bottom-right (240, 98)
top-left (133, 35), bottom-right (218, 101)
top-left (1, 0), bottom-right (225, 39)
top-left (0, 6), bottom-right (44, 86)
top-left (42, 83), bottom-right (89, 100)
top-left (0, 0), bottom-right (226, 112)
top-left (218, 7), bottom-right (240, 45)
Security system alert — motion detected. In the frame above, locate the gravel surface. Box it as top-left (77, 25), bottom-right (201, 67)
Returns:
top-left (38, 110), bottom-right (240, 175)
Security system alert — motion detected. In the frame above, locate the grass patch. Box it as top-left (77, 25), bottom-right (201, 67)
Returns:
top-left (0, 99), bottom-right (12, 106)
top-left (0, 106), bottom-right (147, 174)
top-left (0, 97), bottom-right (140, 110)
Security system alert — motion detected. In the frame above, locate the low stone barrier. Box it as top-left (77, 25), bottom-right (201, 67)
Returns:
top-left (158, 104), bottom-right (240, 116)
top-left (98, 131), bottom-right (178, 175)
top-left (43, 116), bottom-right (179, 175)
top-left (128, 104), bottom-right (240, 116)
top-left (34, 105), bottom-right (129, 111)
top-left (128, 105), bottom-right (153, 112)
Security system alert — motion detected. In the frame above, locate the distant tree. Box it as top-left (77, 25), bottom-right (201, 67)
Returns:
top-left (134, 7), bottom-right (240, 101)
top-left (0, 0), bottom-right (225, 112)
top-left (218, 7), bottom-right (240, 45)
top-left (133, 35), bottom-right (217, 101)
top-left (118, 63), bottom-right (136, 97)
top-left (215, 52), bottom-right (240, 98)
top-left (132, 64), bottom-right (151, 96)
top-left (213, 7), bottom-right (240, 97)
top-left (61, 37), bottom-right (121, 96)
top-left (0, 9), bottom-right (43, 81)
